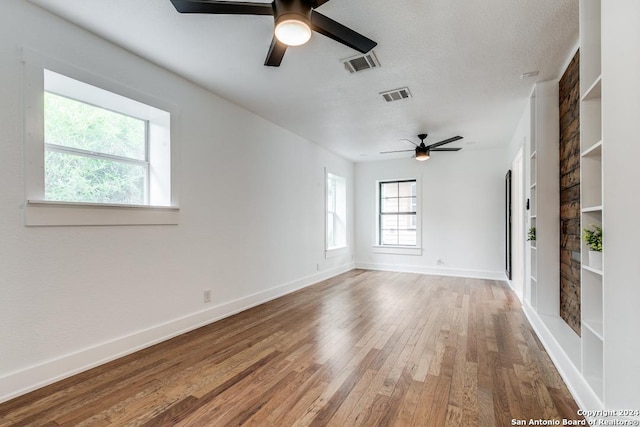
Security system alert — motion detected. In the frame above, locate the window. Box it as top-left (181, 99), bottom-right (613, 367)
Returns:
top-left (326, 172), bottom-right (347, 251)
top-left (44, 91), bottom-right (149, 205)
top-left (379, 180), bottom-right (417, 246)
top-left (23, 49), bottom-right (178, 225)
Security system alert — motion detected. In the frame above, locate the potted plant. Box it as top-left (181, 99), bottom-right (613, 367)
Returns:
top-left (582, 225), bottom-right (602, 270)
top-left (527, 227), bottom-right (536, 243)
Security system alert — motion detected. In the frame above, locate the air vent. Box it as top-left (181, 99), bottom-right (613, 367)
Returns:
top-left (341, 51), bottom-right (380, 73)
top-left (520, 70), bottom-right (539, 79)
top-left (380, 87), bottom-right (412, 102)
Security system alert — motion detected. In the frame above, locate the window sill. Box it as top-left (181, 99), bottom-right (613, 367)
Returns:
top-left (25, 200), bottom-right (179, 226)
top-left (325, 246), bottom-right (349, 259)
top-left (372, 246), bottom-right (422, 256)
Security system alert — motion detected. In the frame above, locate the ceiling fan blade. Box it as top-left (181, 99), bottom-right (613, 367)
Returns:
top-left (310, 11), bottom-right (377, 53)
top-left (264, 36), bottom-right (287, 67)
top-left (380, 149), bottom-right (414, 154)
top-left (430, 147), bottom-right (462, 152)
top-left (310, 0), bottom-right (331, 8)
top-left (400, 138), bottom-right (419, 147)
top-left (170, 0), bottom-right (274, 15)
top-left (426, 136), bottom-right (463, 150)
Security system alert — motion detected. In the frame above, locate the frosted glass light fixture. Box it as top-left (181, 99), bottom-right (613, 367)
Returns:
top-left (275, 18), bottom-right (312, 46)
top-left (415, 150), bottom-right (430, 161)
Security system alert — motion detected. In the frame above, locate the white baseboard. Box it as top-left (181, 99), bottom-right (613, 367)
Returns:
top-left (0, 263), bottom-right (354, 404)
top-left (355, 262), bottom-right (506, 281)
top-left (522, 303), bottom-right (603, 412)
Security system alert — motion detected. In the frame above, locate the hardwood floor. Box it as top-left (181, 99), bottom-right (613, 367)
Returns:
top-left (0, 270), bottom-right (584, 426)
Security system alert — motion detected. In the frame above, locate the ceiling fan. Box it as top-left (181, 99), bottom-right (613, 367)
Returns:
top-left (380, 134), bottom-right (463, 161)
top-left (169, 0), bottom-right (377, 67)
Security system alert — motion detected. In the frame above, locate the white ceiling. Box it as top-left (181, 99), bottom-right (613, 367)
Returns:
top-left (29, 0), bottom-right (578, 162)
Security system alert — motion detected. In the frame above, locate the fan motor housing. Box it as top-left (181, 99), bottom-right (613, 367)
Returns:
top-left (273, 0), bottom-right (312, 24)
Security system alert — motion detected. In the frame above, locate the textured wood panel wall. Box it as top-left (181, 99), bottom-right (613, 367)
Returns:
top-left (559, 50), bottom-right (581, 335)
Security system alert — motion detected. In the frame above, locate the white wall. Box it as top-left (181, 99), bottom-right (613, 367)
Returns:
top-left (354, 149), bottom-right (506, 279)
top-left (0, 0), bottom-right (353, 401)
top-left (601, 0), bottom-right (640, 408)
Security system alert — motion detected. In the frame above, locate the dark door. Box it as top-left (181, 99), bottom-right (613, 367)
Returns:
top-left (505, 170), bottom-right (512, 280)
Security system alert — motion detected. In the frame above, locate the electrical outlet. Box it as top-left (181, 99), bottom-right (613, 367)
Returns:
top-left (203, 289), bottom-right (212, 303)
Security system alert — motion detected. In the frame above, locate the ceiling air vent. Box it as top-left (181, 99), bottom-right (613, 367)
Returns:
top-left (380, 87), bottom-right (412, 102)
top-left (341, 51), bottom-right (380, 73)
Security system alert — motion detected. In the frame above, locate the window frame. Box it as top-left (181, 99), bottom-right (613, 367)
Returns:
top-left (22, 48), bottom-right (179, 226)
top-left (44, 90), bottom-right (152, 205)
top-left (325, 169), bottom-right (348, 258)
top-left (373, 178), bottom-right (422, 255)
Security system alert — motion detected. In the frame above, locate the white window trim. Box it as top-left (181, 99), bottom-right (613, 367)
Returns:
top-left (371, 246), bottom-right (422, 256)
top-left (22, 48), bottom-right (180, 226)
top-left (373, 177), bottom-right (422, 255)
top-left (325, 168), bottom-right (348, 258)
top-left (25, 200), bottom-right (179, 227)
top-left (326, 246), bottom-right (349, 259)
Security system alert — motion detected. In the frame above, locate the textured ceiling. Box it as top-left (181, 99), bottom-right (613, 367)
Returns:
top-left (28, 0), bottom-right (578, 162)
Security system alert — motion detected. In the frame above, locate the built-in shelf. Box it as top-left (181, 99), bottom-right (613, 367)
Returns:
top-left (584, 320), bottom-right (604, 341)
top-left (582, 206), bottom-right (603, 215)
top-left (526, 79), bottom-right (561, 371)
top-left (523, 0), bottom-right (640, 410)
top-left (531, 245), bottom-right (537, 280)
top-left (582, 75), bottom-right (602, 102)
top-left (582, 140), bottom-right (602, 157)
top-left (583, 265), bottom-right (603, 275)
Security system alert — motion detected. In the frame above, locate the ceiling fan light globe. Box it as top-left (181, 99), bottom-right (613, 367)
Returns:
top-left (415, 151), bottom-right (430, 161)
top-left (275, 19), bottom-right (312, 46)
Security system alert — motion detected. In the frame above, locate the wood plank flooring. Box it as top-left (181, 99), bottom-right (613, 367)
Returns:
top-left (0, 270), bottom-right (584, 426)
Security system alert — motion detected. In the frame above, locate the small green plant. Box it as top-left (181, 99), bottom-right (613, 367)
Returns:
top-left (582, 225), bottom-right (602, 252)
top-left (527, 227), bottom-right (536, 241)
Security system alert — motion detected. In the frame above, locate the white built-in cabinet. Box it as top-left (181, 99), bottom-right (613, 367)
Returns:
top-left (527, 80), bottom-right (560, 317)
top-left (526, 79), bottom-right (582, 367)
top-left (525, 0), bottom-right (640, 412)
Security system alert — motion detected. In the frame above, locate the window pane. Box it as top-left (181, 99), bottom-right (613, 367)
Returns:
top-left (398, 181), bottom-right (414, 197)
top-left (398, 229), bottom-right (417, 246)
top-left (45, 92), bottom-right (146, 160)
top-left (381, 229), bottom-right (398, 246)
top-left (398, 197), bottom-right (415, 213)
top-left (381, 182), bottom-right (398, 198)
top-left (381, 198), bottom-right (399, 213)
top-left (381, 214), bottom-right (398, 229)
top-left (397, 214), bottom-right (415, 229)
top-left (45, 151), bottom-right (146, 204)
top-left (327, 177), bottom-right (336, 212)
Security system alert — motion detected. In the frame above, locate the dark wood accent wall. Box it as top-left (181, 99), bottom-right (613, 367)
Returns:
top-left (559, 50), bottom-right (581, 335)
